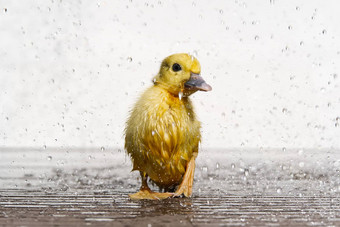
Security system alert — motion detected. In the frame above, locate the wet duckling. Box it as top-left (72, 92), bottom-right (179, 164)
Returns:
top-left (125, 53), bottom-right (212, 200)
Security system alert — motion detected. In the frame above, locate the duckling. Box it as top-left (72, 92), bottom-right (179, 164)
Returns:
top-left (125, 53), bottom-right (212, 200)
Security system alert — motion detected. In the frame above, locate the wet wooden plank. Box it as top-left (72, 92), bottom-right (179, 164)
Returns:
top-left (0, 148), bottom-right (339, 226)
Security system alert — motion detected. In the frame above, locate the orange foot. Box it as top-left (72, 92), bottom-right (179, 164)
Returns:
top-left (129, 188), bottom-right (173, 200)
top-left (173, 154), bottom-right (196, 197)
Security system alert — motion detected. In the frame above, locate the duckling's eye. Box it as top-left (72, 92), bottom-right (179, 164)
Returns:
top-left (172, 63), bottom-right (182, 72)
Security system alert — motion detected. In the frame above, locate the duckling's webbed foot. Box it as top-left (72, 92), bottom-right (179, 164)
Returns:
top-left (129, 172), bottom-right (173, 200)
top-left (173, 153), bottom-right (196, 197)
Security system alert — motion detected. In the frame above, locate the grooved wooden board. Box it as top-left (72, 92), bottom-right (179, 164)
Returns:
top-left (1, 148), bottom-right (339, 226)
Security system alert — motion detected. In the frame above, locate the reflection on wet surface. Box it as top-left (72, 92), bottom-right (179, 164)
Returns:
top-left (0, 148), bottom-right (339, 226)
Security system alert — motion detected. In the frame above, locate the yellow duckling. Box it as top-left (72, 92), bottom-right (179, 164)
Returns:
top-left (125, 53), bottom-right (212, 200)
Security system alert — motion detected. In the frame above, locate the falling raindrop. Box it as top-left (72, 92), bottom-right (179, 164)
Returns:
top-left (298, 149), bottom-right (304, 156)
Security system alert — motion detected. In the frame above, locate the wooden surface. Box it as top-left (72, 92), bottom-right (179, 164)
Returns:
top-left (0, 148), bottom-right (340, 226)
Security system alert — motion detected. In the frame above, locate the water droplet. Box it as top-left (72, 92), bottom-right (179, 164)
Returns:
top-left (254, 35), bottom-right (259, 40)
top-left (320, 87), bottom-right (325, 92)
top-left (335, 123), bottom-right (339, 127)
top-left (288, 25), bottom-right (292, 30)
top-left (47, 156), bottom-right (52, 161)
top-left (295, 6), bottom-right (300, 10)
top-left (282, 108), bottom-right (287, 113)
top-left (299, 162), bottom-right (305, 168)
top-left (151, 131), bottom-right (155, 136)
top-left (244, 169), bottom-right (249, 177)
top-left (298, 149), bottom-right (304, 156)
top-left (231, 163), bottom-right (235, 169)
top-left (333, 74), bottom-right (338, 79)
top-left (127, 57), bottom-right (132, 62)
top-left (4, 8), bottom-right (7, 13)
top-left (100, 147), bottom-right (105, 151)
top-left (141, 81), bottom-right (145, 86)
top-left (216, 163), bottom-right (220, 169)
top-left (277, 188), bottom-right (282, 194)
top-left (219, 9), bottom-right (223, 14)
top-left (43, 145), bottom-right (47, 149)
top-left (282, 147), bottom-right (286, 152)
top-left (178, 91), bottom-right (183, 100)
top-left (322, 29), bottom-right (327, 34)
top-left (299, 41), bottom-right (304, 46)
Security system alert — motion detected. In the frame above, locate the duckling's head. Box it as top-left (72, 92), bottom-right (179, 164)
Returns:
top-left (153, 53), bottom-right (212, 97)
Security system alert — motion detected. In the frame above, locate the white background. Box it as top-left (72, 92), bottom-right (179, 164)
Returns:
top-left (1, 0), bottom-right (339, 150)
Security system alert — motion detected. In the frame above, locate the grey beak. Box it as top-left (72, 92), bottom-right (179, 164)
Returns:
top-left (184, 73), bottom-right (212, 92)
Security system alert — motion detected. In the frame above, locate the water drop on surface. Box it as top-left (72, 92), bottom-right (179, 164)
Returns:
top-left (282, 108), bottom-right (287, 113)
top-left (254, 35), bottom-right (259, 40)
top-left (100, 147), bottom-right (105, 151)
top-left (288, 25), bottom-right (292, 30)
top-left (299, 162), bottom-right (305, 168)
top-left (277, 188), bottom-right (282, 194)
top-left (151, 131), bottom-right (155, 136)
top-left (127, 57), bottom-right (132, 62)
top-left (47, 156), bottom-right (52, 161)
top-left (231, 163), bottom-right (235, 169)
top-left (178, 91), bottom-right (183, 100)
top-left (322, 29), bottom-right (327, 34)
top-left (282, 147), bottom-right (286, 152)
top-left (244, 169), bottom-right (249, 177)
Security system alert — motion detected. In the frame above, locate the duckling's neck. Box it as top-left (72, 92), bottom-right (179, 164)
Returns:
top-left (154, 83), bottom-right (185, 100)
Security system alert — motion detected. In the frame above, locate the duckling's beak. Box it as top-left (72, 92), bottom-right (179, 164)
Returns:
top-left (184, 73), bottom-right (212, 92)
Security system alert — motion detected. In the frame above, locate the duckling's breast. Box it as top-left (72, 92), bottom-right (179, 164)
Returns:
top-left (125, 86), bottom-right (201, 188)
